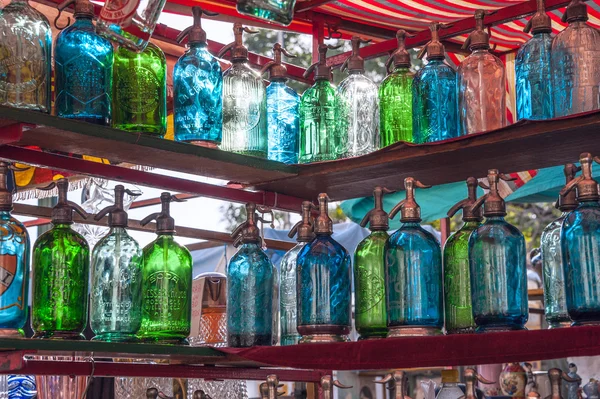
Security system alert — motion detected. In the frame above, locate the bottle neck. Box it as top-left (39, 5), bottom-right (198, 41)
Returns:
top-left (348, 69), bottom-right (363, 75)
top-left (189, 41), bottom-right (207, 49)
top-left (393, 65), bottom-right (410, 73)
top-left (462, 220), bottom-right (481, 229)
top-left (402, 221), bottom-right (420, 228)
top-left (110, 226), bottom-right (129, 235)
top-left (485, 215), bottom-right (505, 222)
top-left (442, 382), bottom-right (459, 387)
top-left (53, 222), bottom-right (72, 229)
top-left (471, 48), bottom-right (489, 55)
top-left (75, 15), bottom-right (94, 24)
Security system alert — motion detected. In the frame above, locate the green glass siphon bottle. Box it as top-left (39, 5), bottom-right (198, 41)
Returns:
top-left (32, 179), bottom-right (90, 339)
top-left (138, 193), bottom-right (192, 343)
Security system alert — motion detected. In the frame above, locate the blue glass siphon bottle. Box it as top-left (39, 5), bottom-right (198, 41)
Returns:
top-left (173, 7), bottom-right (223, 146)
top-left (468, 170), bottom-right (528, 332)
top-left (236, 0), bottom-right (296, 26)
top-left (515, 0), bottom-right (553, 121)
top-left (53, 0), bottom-right (113, 125)
top-left (413, 22), bottom-right (459, 143)
top-left (296, 193), bottom-right (352, 343)
top-left (227, 203), bottom-right (275, 347)
top-left (261, 43), bottom-right (300, 164)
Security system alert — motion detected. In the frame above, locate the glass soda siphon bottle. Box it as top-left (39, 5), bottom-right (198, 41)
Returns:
top-left (236, 0), bottom-right (296, 26)
top-left (413, 23), bottom-right (459, 143)
top-left (0, 0), bottom-right (51, 112)
top-left (174, 7), bottom-right (223, 147)
top-left (296, 194), bottom-right (352, 343)
top-left (379, 30), bottom-right (414, 147)
top-left (227, 203), bottom-right (275, 347)
top-left (90, 185), bottom-right (143, 342)
top-left (515, 0), bottom-right (553, 121)
top-left (32, 179), bottom-right (90, 339)
top-left (280, 201), bottom-right (314, 346)
top-left (299, 44), bottom-right (343, 163)
top-left (260, 43), bottom-right (300, 164)
top-left (354, 187), bottom-right (390, 340)
top-left (551, 0), bottom-right (600, 117)
top-left (112, 42), bottom-right (167, 137)
top-left (468, 170), bottom-right (528, 332)
top-left (386, 177), bottom-right (443, 336)
top-left (458, 10), bottom-right (506, 135)
top-left (338, 36), bottom-right (380, 158)
top-left (138, 193), bottom-right (192, 343)
top-left (53, 0), bottom-right (114, 126)
top-left (443, 177), bottom-right (482, 334)
top-left (218, 24), bottom-right (268, 158)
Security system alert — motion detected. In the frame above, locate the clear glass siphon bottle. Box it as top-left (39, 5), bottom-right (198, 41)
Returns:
top-left (0, 0), bottom-right (51, 112)
top-left (218, 24), bottom-right (267, 158)
top-left (174, 7), bottom-right (223, 146)
top-left (54, 0), bottom-right (114, 126)
top-left (296, 194), bottom-right (352, 343)
top-left (261, 43), bottom-right (300, 164)
top-left (515, 0), bottom-right (553, 121)
top-left (551, 0), bottom-right (600, 117)
top-left (386, 177), bottom-right (443, 336)
top-left (138, 193), bottom-right (192, 343)
top-left (90, 185), bottom-right (143, 342)
top-left (379, 30), bottom-right (414, 147)
top-left (32, 179), bottom-right (90, 339)
top-left (458, 10), bottom-right (506, 135)
top-left (338, 36), bottom-right (380, 158)
top-left (236, 0), bottom-right (296, 26)
top-left (468, 170), bottom-right (528, 332)
top-left (436, 370), bottom-right (464, 399)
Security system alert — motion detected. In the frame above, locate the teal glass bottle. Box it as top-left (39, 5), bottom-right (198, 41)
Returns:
top-left (32, 179), bottom-right (90, 339)
top-left (227, 203), bottom-right (274, 347)
top-left (174, 7), bottom-right (222, 146)
top-left (469, 170), bottom-right (528, 332)
top-left (354, 187), bottom-right (389, 340)
top-left (138, 193), bottom-right (192, 343)
top-left (236, 0), bottom-right (296, 26)
top-left (443, 177), bottom-right (481, 334)
top-left (386, 177), bottom-right (443, 337)
top-left (297, 194), bottom-right (352, 343)
top-left (90, 185), bottom-right (143, 342)
top-left (54, 0), bottom-right (113, 125)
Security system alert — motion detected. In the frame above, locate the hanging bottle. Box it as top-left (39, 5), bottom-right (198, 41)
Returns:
top-left (32, 179), bottom-right (90, 339)
top-left (413, 23), bottom-right (459, 143)
top-left (354, 187), bottom-right (389, 340)
top-left (468, 169), bottom-right (528, 332)
top-left (552, 0), bottom-right (600, 117)
top-left (174, 7), bottom-right (223, 147)
top-left (138, 193), bottom-right (192, 343)
top-left (112, 42), bottom-right (167, 137)
top-left (299, 44), bottom-right (343, 163)
top-left (218, 23), bottom-right (267, 158)
top-left (261, 43), bottom-right (300, 164)
top-left (444, 177), bottom-right (482, 334)
top-left (515, 0), bottom-right (553, 121)
top-left (386, 177), bottom-right (443, 336)
top-left (379, 30), bottom-right (414, 147)
top-left (90, 185), bottom-right (143, 342)
top-left (338, 36), bottom-right (380, 158)
top-left (0, 0), bottom-right (51, 112)
top-left (227, 203), bottom-right (275, 347)
top-left (560, 153), bottom-right (600, 325)
top-left (296, 193), bottom-right (352, 343)
top-left (458, 10), bottom-right (506, 135)
top-left (236, 0), bottom-right (296, 26)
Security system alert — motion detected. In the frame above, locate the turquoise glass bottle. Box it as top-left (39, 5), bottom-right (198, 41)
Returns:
top-left (297, 194), bottom-right (352, 343)
top-left (354, 187), bottom-right (389, 339)
top-left (413, 23), bottom-right (459, 143)
top-left (227, 203), bottom-right (274, 347)
top-left (90, 185), bottom-right (143, 342)
top-left (236, 0), bottom-right (296, 26)
top-left (469, 170), bottom-right (528, 332)
top-left (54, 0), bottom-right (113, 125)
top-left (174, 7), bottom-right (222, 146)
top-left (386, 177), bottom-right (443, 336)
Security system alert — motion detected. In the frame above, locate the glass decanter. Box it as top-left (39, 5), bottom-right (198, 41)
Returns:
top-left (189, 272), bottom-right (227, 347)
top-left (236, 0), bottom-right (296, 26)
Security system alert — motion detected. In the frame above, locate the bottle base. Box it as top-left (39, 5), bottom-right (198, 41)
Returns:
top-left (92, 333), bottom-right (139, 343)
top-left (547, 320), bottom-right (572, 329)
top-left (445, 326), bottom-right (476, 335)
top-left (387, 326), bottom-right (442, 338)
top-left (114, 124), bottom-right (166, 138)
top-left (280, 335), bottom-right (301, 346)
top-left (571, 320), bottom-right (600, 327)
top-left (139, 335), bottom-right (190, 345)
top-left (297, 324), bottom-right (350, 343)
top-left (33, 331), bottom-right (86, 340)
top-left (0, 328), bottom-right (24, 338)
top-left (358, 334), bottom-right (387, 341)
top-left (180, 139), bottom-right (220, 149)
top-left (222, 149), bottom-right (267, 159)
top-left (299, 334), bottom-right (349, 344)
top-left (475, 325), bottom-right (527, 333)
top-left (3, 102), bottom-right (49, 114)
top-left (227, 334), bottom-right (272, 347)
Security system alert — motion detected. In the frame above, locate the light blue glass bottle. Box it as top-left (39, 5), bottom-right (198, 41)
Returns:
top-left (386, 177), bottom-right (443, 337)
top-left (54, 0), bottom-right (113, 125)
top-left (296, 193), bottom-right (351, 343)
top-left (413, 22), bottom-right (459, 144)
top-left (469, 170), bottom-right (528, 332)
top-left (227, 203), bottom-right (274, 347)
top-left (261, 43), bottom-right (300, 164)
top-left (173, 7), bottom-right (222, 146)
top-left (515, 0), bottom-right (553, 121)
